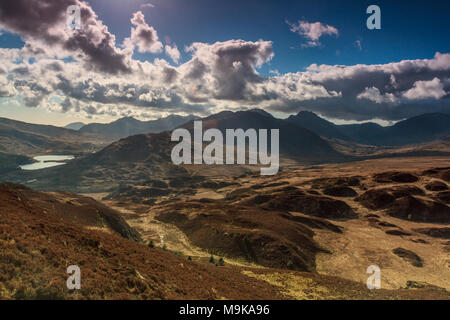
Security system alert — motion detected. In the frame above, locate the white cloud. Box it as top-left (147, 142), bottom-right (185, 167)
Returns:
top-left (288, 20), bottom-right (338, 47)
top-left (165, 44), bottom-right (181, 64)
top-left (402, 77), bottom-right (446, 100)
top-left (140, 3), bottom-right (155, 9)
top-left (357, 87), bottom-right (399, 104)
top-left (0, 0), bottom-right (448, 122)
top-left (124, 11), bottom-right (163, 54)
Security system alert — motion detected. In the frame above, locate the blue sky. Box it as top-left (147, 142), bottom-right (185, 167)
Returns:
top-left (86, 0), bottom-right (450, 72)
top-left (0, 0), bottom-right (449, 125)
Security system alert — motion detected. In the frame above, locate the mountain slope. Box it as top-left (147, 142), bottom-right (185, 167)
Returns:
top-left (0, 182), bottom-right (285, 300)
top-left (385, 113), bottom-right (450, 146)
top-left (79, 114), bottom-right (199, 140)
top-left (64, 122), bottom-right (85, 130)
top-left (0, 117), bottom-right (105, 155)
top-left (2, 182), bottom-right (447, 300)
top-left (4, 110), bottom-right (346, 192)
top-left (286, 112), bottom-right (450, 147)
top-left (338, 122), bottom-right (386, 145)
top-left (0, 152), bottom-right (32, 174)
top-left (183, 110), bottom-right (346, 161)
top-left (287, 111), bottom-right (350, 141)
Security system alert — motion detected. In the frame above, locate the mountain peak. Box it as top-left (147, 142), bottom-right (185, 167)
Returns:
top-left (248, 109), bottom-right (274, 118)
top-left (64, 122), bottom-right (85, 130)
top-left (296, 110), bottom-right (322, 119)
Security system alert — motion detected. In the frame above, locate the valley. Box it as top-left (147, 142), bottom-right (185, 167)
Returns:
top-left (1, 111), bottom-right (449, 300)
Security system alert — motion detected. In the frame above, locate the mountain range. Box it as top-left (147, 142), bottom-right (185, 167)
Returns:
top-left (78, 114), bottom-right (199, 140)
top-left (182, 109), bottom-right (345, 162)
top-left (2, 110), bottom-right (450, 192)
top-left (287, 111), bottom-right (450, 146)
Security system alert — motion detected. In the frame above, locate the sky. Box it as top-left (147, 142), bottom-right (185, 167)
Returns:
top-left (0, 0), bottom-right (449, 126)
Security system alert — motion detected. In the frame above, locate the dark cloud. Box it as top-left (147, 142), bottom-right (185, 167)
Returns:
top-left (0, 1), bottom-right (448, 122)
top-left (124, 11), bottom-right (162, 54)
top-left (185, 40), bottom-right (274, 101)
top-left (262, 53), bottom-right (450, 120)
top-left (0, 0), bottom-right (131, 74)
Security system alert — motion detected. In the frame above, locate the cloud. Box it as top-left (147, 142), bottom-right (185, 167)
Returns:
top-left (183, 40), bottom-right (274, 100)
top-left (0, 74), bottom-right (17, 97)
top-left (264, 52), bottom-right (450, 120)
top-left (165, 44), bottom-right (180, 64)
top-left (0, 0), bottom-right (131, 74)
top-left (0, 1), bottom-right (448, 122)
top-left (354, 39), bottom-right (362, 51)
top-left (357, 87), bottom-right (399, 104)
top-left (288, 20), bottom-right (338, 47)
top-left (124, 11), bottom-right (163, 54)
top-left (140, 3), bottom-right (155, 9)
top-left (402, 77), bottom-right (446, 100)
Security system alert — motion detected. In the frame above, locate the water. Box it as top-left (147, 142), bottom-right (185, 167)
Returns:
top-left (19, 155), bottom-right (75, 170)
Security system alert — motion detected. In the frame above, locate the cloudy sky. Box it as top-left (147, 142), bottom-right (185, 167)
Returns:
top-left (0, 0), bottom-right (449, 126)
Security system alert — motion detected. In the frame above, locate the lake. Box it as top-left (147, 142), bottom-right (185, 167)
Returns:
top-left (19, 155), bottom-right (75, 170)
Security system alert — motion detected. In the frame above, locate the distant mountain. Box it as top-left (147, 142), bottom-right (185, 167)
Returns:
top-left (79, 114), bottom-right (199, 140)
top-left (383, 113), bottom-right (450, 146)
top-left (64, 122), bottom-right (85, 130)
top-left (0, 117), bottom-right (104, 155)
top-left (286, 111), bottom-right (450, 147)
top-left (181, 110), bottom-right (345, 161)
top-left (11, 110), bottom-right (347, 192)
top-left (338, 122), bottom-right (386, 145)
top-left (247, 108), bottom-right (275, 118)
top-left (286, 111), bottom-right (350, 141)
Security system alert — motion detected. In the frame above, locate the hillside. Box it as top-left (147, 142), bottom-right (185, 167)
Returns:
top-left (0, 182), bottom-right (284, 299)
top-left (183, 110), bottom-right (346, 162)
top-left (0, 117), bottom-right (106, 156)
top-left (287, 111), bottom-right (350, 141)
top-left (1, 182), bottom-right (448, 300)
top-left (3, 110), bottom-right (347, 193)
top-left (0, 152), bottom-right (32, 174)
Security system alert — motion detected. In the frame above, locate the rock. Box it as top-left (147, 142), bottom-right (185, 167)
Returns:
top-left (200, 181), bottom-right (234, 189)
top-left (405, 281), bottom-right (445, 290)
top-left (145, 179), bottom-right (169, 189)
top-left (386, 195), bottom-right (450, 223)
top-left (422, 167), bottom-right (450, 182)
top-left (442, 170), bottom-right (450, 182)
top-left (392, 248), bottom-right (423, 267)
top-left (413, 227), bottom-right (450, 239)
top-left (323, 186), bottom-right (358, 197)
top-left (373, 171), bottom-right (419, 183)
top-left (308, 176), bottom-right (361, 188)
top-left (356, 186), bottom-right (424, 210)
top-left (425, 180), bottom-right (448, 191)
top-left (257, 189), bottom-right (358, 220)
top-left (356, 189), bottom-right (395, 210)
top-left (435, 191), bottom-right (450, 204)
top-left (378, 221), bottom-right (399, 228)
top-left (410, 239), bottom-right (429, 244)
top-left (385, 230), bottom-right (412, 236)
top-left (225, 188), bottom-right (256, 201)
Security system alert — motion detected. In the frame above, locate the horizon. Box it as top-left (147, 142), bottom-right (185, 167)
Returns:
top-left (4, 107), bottom-right (441, 128)
top-left (0, 0), bottom-right (449, 126)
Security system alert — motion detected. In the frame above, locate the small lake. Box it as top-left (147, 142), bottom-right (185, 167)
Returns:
top-left (19, 155), bottom-right (75, 171)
